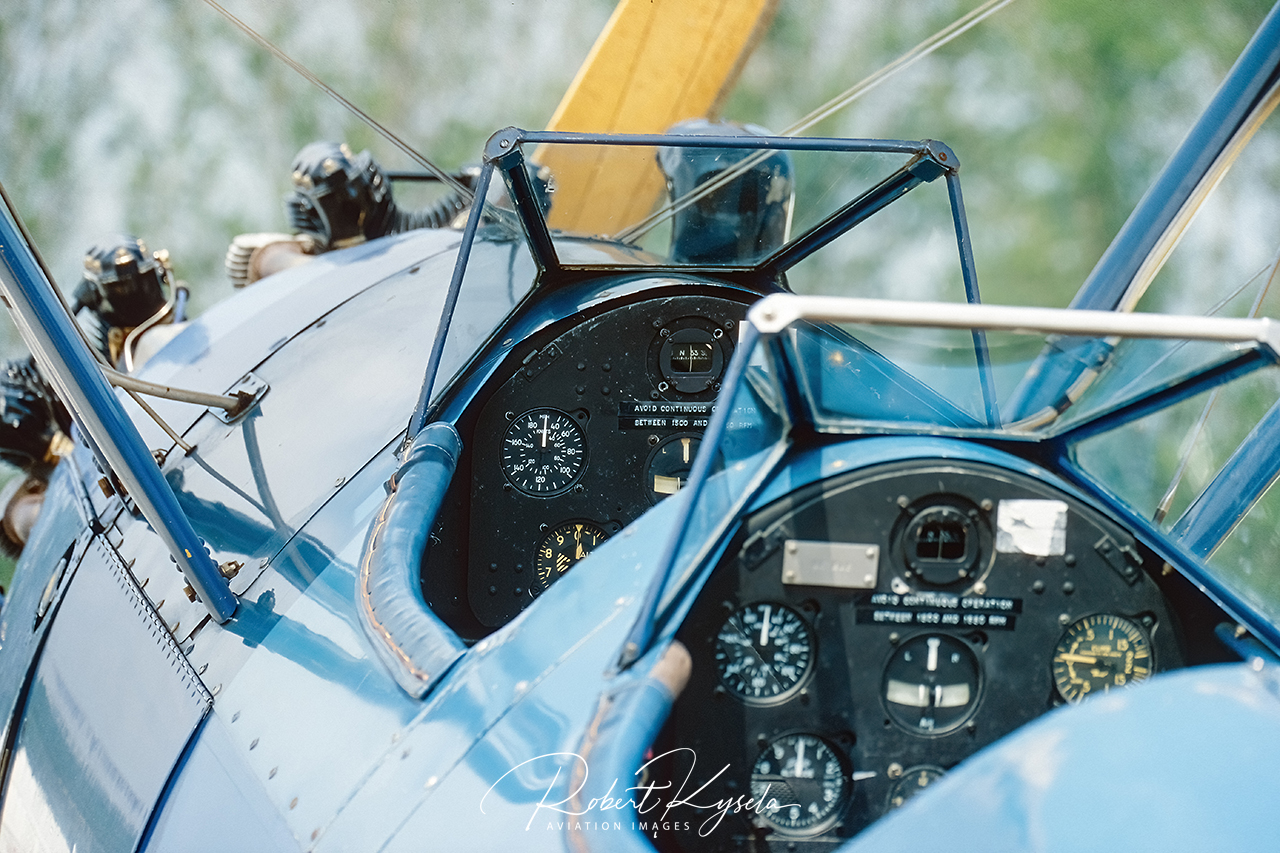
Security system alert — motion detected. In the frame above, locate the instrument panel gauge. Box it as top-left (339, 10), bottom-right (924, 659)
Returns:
top-left (658, 326), bottom-right (726, 394)
top-left (533, 520), bottom-right (608, 594)
top-left (714, 603), bottom-right (814, 705)
top-left (1052, 614), bottom-right (1152, 703)
top-left (902, 503), bottom-right (982, 586)
top-left (501, 408), bottom-right (586, 496)
top-left (645, 433), bottom-right (701, 504)
top-left (883, 633), bottom-right (981, 735)
top-left (887, 765), bottom-right (945, 810)
top-left (751, 733), bottom-right (848, 835)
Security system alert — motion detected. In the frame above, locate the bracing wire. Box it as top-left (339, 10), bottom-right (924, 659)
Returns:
top-left (198, 0), bottom-right (473, 201)
top-left (616, 0), bottom-right (1019, 242)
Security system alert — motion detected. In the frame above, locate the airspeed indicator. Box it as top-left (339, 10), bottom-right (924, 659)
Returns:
top-left (501, 408), bottom-right (587, 496)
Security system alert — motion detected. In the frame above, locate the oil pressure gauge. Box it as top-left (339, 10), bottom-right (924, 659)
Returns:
top-left (501, 408), bottom-right (586, 496)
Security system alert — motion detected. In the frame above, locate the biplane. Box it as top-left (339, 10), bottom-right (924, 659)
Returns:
top-left (0, 0), bottom-right (1278, 851)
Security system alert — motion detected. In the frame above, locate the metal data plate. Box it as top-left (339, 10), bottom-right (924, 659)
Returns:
top-left (782, 539), bottom-right (880, 589)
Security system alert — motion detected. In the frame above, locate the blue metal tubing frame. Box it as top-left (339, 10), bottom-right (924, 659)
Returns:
top-left (616, 322), bottom-right (767, 670)
top-left (409, 161), bottom-right (495, 440)
top-left (0, 188), bottom-right (236, 621)
top-left (495, 140), bottom-right (559, 272)
top-left (1171, 397), bottom-right (1280, 557)
top-left (946, 171), bottom-right (998, 426)
top-left (1057, 346), bottom-right (1274, 445)
top-left (760, 160), bottom-right (939, 276)
top-left (517, 129), bottom-right (928, 154)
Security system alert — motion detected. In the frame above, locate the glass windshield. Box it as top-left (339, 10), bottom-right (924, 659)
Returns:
top-left (776, 319), bottom-right (1261, 437)
top-left (424, 186), bottom-right (536, 406)
top-left (527, 138), bottom-right (921, 268)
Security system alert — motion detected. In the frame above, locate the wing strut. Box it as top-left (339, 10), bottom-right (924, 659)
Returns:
top-left (0, 184), bottom-right (237, 622)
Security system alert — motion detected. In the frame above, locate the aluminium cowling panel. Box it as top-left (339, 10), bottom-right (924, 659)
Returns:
top-left (0, 534), bottom-right (210, 852)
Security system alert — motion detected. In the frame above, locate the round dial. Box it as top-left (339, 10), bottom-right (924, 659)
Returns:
top-left (887, 765), bottom-right (945, 810)
top-left (645, 433), bottom-right (701, 504)
top-left (533, 520), bottom-right (608, 594)
top-left (1052, 614), bottom-right (1153, 703)
top-left (714, 603), bottom-right (814, 705)
top-left (883, 633), bottom-right (981, 734)
top-left (751, 734), bottom-right (847, 835)
top-left (501, 408), bottom-right (586, 496)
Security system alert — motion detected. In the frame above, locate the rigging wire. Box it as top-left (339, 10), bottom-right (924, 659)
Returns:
top-left (781, 0), bottom-right (1018, 137)
top-left (198, 0), bottom-right (473, 201)
top-left (616, 0), bottom-right (1020, 242)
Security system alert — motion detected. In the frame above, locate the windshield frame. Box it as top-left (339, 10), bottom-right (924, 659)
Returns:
top-left (749, 294), bottom-right (1280, 439)
top-left (484, 128), bottom-right (978, 278)
top-left (611, 294), bottom-right (1280, 669)
top-left (410, 127), bottom-right (998, 440)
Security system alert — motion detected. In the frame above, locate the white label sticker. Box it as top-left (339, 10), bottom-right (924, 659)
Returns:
top-left (996, 499), bottom-right (1068, 556)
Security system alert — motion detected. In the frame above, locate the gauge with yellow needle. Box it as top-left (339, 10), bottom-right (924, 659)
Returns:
top-left (1052, 614), bottom-right (1152, 702)
top-left (533, 520), bottom-right (609, 595)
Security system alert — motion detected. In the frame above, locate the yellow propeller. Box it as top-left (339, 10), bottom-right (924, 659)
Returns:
top-left (538, 0), bottom-right (779, 233)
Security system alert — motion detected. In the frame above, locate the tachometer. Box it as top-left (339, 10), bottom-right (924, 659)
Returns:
top-left (1052, 614), bottom-right (1152, 702)
top-left (714, 602), bottom-right (814, 705)
top-left (751, 734), bottom-right (848, 835)
top-left (501, 408), bottom-right (586, 496)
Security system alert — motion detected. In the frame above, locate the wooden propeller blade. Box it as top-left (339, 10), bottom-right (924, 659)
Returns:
top-left (538, 0), bottom-right (779, 234)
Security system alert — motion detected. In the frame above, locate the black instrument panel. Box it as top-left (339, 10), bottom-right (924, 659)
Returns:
top-left (657, 459), bottom-right (1232, 850)
top-left (458, 292), bottom-right (750, 628)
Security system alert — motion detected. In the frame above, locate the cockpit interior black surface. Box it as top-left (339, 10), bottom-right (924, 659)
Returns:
top-left (423, 287), bottom-right (757, 635)
top-left (653, 459), bottom-right (1233, 849)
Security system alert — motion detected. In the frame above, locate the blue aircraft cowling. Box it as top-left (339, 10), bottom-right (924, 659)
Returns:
top-left (840, 661), bottom-right (1280, 853)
